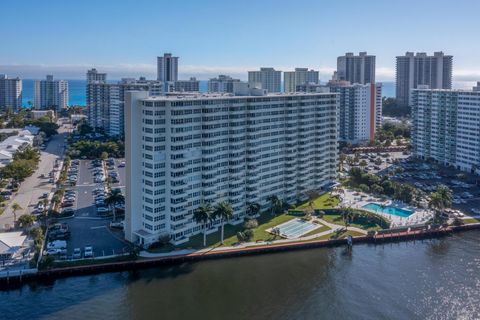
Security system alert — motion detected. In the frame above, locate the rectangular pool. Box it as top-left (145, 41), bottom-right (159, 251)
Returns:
top-left (275, 219), bottom-right (319, 239)
top-left (362, 203), bottom-right (414, 218)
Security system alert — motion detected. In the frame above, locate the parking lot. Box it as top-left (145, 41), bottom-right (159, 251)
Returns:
top-left (382, 157), bottom-right (480, 216)
top-left (47, 158), bottom-right (129, 259)
top-left (342, 151), bottom-right (409, 175)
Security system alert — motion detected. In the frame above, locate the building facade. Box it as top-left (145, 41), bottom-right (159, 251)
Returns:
top-left (87, 69), bottom-right (163, 136)
top-left (412, 88), bottom-right (480, 174)
top-left (329, 81), bottom-right (382, 143)
top-left (0, 74), bottom-right (22, 112)
top-left (248, 68), bottom-right (282, 93)
top-left (171, 77), bottom-right (199, 92)
top-left (157, 53), bottom-right (179, 82)
top-left (125, 91), bottom-right (338, 246)
top-left (208, 75), bottom-right (241, 93)
top-left (336, 52), bottom-right (375, 85)
top-left (284, 68), bottom-right (319, 93)
top-left (34, 75), bottom-right (69, 111)
top-left (396, 52), bottom-right (453, 107)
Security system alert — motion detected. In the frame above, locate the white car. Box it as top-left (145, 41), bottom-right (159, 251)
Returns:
top-left (84, 246), bottom-right (94, 258)
top-left (97, 206), bottom-right (110, 213)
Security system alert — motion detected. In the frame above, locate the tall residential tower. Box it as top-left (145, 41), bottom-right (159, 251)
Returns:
top-left (34, 75), bottom-right (69, 110)
top-left (248, 68), bottom-right (282, 93)
top-left (336, 52), bottom-right (376, 85)
top-left (0, 74), bottom-right (22, 112)
top-left (157, 53), bottom-right (179, 82)
top-left (396, 52), bottom-right (453, 107)
top-left (284, 68), bottom-right (319, 93)
top-left (125, 91), bottom-right (338, 246)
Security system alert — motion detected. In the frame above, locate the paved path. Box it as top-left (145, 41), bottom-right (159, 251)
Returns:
top-left (0, 122), bottom-right (71, 230)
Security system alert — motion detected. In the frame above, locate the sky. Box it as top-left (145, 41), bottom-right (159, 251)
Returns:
top-left (1, 0), bottom-right (480, 86)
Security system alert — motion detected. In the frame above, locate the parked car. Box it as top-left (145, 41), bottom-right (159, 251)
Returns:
top-left (73, 248), bottom-right (82, 259)
top-left (84, 246), bottom-right (94, 258)
top-left (118, 161), bottom-right (125, 167)
top-left (47, 240), bottom-right (67, 250)
top-left (109, 221), bottom-right (124, 229)
top-left (97, 206), bottom-right (110, 214)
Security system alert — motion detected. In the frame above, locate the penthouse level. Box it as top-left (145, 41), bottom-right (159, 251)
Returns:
top-left (125, 91), bottom-right (338, 247)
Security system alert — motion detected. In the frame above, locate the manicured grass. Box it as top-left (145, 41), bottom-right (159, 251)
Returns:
top-left (296, 193), bottom-right (340, 210)
top-left (149, 193), bottom-right (340, 252)
top-left (463, 218), bottom-right (480, 224)
top-left (322, 214), bottom-right (382, 231)
top-left (50, 255), bottom-right (135, 269)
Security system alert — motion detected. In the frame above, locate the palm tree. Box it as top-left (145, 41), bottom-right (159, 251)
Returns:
top-left (246, 202), bottom-right (261, 218)
top-left (11, 202), bottom-right (22, 224)
top-left (214, 201), bottom-right (233, 244)
top-left (193, 204), bottom-right (213, 247)
top-left (266, 195), bottom-right (281, 216)
top-left (105, 189), bottom-right (125, 221)
top-left (338, 153), bottom-right (347, 171)
top-left (341, 208), bottom-right (354, 228)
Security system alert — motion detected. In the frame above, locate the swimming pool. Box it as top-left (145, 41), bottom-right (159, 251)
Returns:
top-left (275, 219), bottom-right (319, 239)
top-left (362, 203), bottom-right (414, 218)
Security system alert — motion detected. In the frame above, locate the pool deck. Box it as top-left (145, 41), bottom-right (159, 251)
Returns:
top-left (340, 189), bottom-right (433, 227)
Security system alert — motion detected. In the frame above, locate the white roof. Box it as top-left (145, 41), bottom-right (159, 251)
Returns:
top-left (0, 231), bottom-right (27, 254)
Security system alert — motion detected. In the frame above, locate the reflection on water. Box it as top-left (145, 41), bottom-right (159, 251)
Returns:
top-left (1, 231), bottom-right (479, 320)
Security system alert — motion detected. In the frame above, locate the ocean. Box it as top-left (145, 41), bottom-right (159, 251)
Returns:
top-left (21, 80), bottom-right (397, 107)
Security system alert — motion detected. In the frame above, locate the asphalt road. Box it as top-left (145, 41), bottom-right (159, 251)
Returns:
top-left (0, 123), bottom-right (70, 230)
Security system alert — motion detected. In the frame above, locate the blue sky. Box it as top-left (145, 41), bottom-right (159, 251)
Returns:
top-left (1, 0), bottom-right (480, 84)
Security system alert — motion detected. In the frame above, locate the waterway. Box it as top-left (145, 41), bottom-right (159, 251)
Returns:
top-left (1, 231), bottom-right (479, 320)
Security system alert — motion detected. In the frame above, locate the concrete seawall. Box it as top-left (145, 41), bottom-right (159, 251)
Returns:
top-left (0, 223), bottom-right (478, 289)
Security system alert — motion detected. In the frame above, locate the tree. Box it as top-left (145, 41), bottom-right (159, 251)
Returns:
top-left (105, 189), bottom-right (125, 221)
top-left (341, 208), bottom-right (354, 227)
top-left (11, 202), bottom-right (22, 223)
top-left (17, 214), bottom-right (35, 229)
top-left (359, 159), bottom-right (368, 169)
top-left (213, 201), bottom-right (233, 244)
top-left (193, 204), bottom-right (213, 246)
top-left (338, 153), bottom-right (347, 171)
top-left (428, 185), bottom-right (452, 225)
top-left (266, 195), bottom-right (282, 216)
top-left (246, 202), bottom-right (261, 218)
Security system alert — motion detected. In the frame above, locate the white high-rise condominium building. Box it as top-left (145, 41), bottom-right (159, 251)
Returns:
top-left (248, 68), bottom-right (282, 93)
top-left (0, 74), bottom-right (22, 112)
top-left (337, 52), bottom-right (376, 85)
top-left (87, 69), bottom-right (163, 136)
top-left (208, 75), bottom-right (241, 93)
top-left (125, 91), bottom-right (338, 246)
top-left (34, 75), bottom-right (68, 111)
top-left (329, 81), bottom-right (382, 143)
top-left (396, 52), bottom-right (453, 107)
top-left (284, 68), bottom-right (319, 93)
top-left (412, 88), bottom-right (480, 174)
top-left (157, 53), bottom-right (179, 82)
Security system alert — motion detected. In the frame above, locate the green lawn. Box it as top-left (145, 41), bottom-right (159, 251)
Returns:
top-left (463, 218), bottom-right (480, 224)
top-left (149, 193), bottom-right (339, 252)
top-left (315, 229), bottom-right (365, 241)
top-left (322, 214), bottom-right (382, 231)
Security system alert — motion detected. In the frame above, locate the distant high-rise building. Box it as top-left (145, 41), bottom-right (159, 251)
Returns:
top-left (248, 68), bottom-right (282, 93)
top-left (284, 68), bottom-right (319, 93)
top-left (337, 52), bottom-right (376, 85)
top-left (157, 53), bottom-right (179, 82)
top-left (124, 91), bottom-right (338, 246)
top-left (34, 75), bottom-right (68, 111)
top-left (0, 74), bottom-right (22, 112)
top-left (395, 52), bottom-right (453, 107)
top-left (208, 75), bottom-right (241, 93)
top-left (87, 70), bottom-right (163, 136)
top-left (87, 68), bottom-right (107, 83)
top-left (172, 77), bottom-right (199, 92)
top-left (411, 88), bottom-right (480, 174)
top-left (329, 81), bottom-right (382, 143)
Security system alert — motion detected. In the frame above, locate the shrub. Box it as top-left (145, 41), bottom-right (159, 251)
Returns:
top-left (243, 219), bottom-right (258, 230)
top-left (243, 229), bottom-right (254, 241)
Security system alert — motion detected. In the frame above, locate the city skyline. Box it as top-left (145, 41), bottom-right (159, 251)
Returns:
top-left (1, 0), bottom-right (480, 85)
